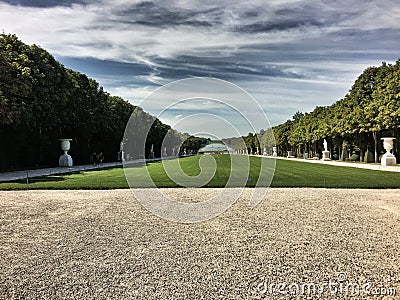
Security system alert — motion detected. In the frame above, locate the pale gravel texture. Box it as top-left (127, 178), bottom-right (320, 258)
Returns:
top-left (0, 188), bottom-right (399, 299)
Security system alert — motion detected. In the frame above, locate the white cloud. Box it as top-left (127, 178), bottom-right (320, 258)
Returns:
top-left (1, 0), bottom-right (399, 136)
top-left (2, 0), bottom-right (397, 63)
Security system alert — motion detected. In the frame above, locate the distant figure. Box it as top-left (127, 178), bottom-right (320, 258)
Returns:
top-left (119, 140), bottom-right (125, 162)
top-left (149, 144), bottom-right (154, 159)
top-left (91, 152), bottom-right (97, 166)
top-left (97, 152), bottom-right (104, 166)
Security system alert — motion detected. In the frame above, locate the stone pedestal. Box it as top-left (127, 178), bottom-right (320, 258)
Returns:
top-left (59, 139), bottom-right (73, 167)
top-left (322, 150), bottom-right (331, 161)
top-left (381, 153), bottom-right (396, 166)
top-left (381, 137), bottom-right (396, 166)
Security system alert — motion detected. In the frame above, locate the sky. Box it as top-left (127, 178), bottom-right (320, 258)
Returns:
top-left (1, 0), bottom-right (399, 137)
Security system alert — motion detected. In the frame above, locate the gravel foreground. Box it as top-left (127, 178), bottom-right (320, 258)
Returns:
top-left (0, 188), bottom-right (399, 300)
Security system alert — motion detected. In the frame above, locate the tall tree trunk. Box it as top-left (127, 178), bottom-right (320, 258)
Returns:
top-left (394, 127), bottom-right (398, 163)
top-left (315, 141), bottom-right (318, 158)
top-left (39, 126), bottom-right (43, 165)
top-left (373, 131), bottom-right (378, 163)
top-left (341, 139), bottom-right (348, 161)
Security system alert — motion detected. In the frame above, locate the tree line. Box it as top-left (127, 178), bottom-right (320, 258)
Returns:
top-left (259, 60), bottom-right (400, 162)
top-left (3, 33), bottom-right (397, 169)
top-left (0, 34), bottom-right (177, 170)
top-left (224, 61), bottom-right (400, 163)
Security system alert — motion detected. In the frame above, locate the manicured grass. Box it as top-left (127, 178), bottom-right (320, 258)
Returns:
top-left (124, 154), bottom-right (274, 187)
top-left (273, 159), bottom-right (400, 188)
top-left (0, 155), bottom-right (400, 189)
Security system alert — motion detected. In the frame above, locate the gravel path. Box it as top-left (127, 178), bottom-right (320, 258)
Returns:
top-left (0, 189), bottom-right (399, 299)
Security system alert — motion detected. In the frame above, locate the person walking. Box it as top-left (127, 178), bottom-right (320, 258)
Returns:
top-left (97, 152), bottom-right (104, 167)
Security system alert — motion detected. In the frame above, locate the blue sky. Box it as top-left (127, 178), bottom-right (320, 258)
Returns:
top-left (1, 0), bottom-right (399, 137)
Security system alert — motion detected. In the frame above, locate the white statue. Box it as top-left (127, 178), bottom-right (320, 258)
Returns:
top-left (119, 140), bottom-right (125, 162)
top-left (323, 139), bottom-right (328, 152)
top-left (322, 139), bottom-right (331, 161)
top-left (149, 144), bottom-right (154, 159)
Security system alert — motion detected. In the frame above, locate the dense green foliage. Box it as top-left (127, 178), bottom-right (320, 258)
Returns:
top-left (2, 33), bottom-right (398, 170)
top-left (0, 34), bottom-right (174, 170)
top-left (261, 61), bottom-right (400, 162)
top-left (1, 155), bottom-right (400, 189)
top-left (223, 132), bottom-right (262, 154)
top-left (180, 135), bottom-right (211, 153)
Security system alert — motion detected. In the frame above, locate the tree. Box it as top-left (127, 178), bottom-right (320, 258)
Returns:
top-left (292, 111), bottom-right (304, 122)
top-left (264, 61), bottom-right (400, 162)
top-left (274, 120), bottom-right (294, 156)
top-left (0, 34), bottom-right (174, 169)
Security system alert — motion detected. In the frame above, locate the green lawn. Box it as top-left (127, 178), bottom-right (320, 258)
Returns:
top-left (0, 155), bottom-right (399, 189)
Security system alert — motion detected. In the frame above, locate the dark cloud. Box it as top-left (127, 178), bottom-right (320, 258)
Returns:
top-left (2, 0), bottom-right (398, 128)
top-left (147, 54), bottom-right (305, 83)
top-left (236, 19), bottom-right (323, 33)
top-left (0, 0), bottom-right (88, 7)
top-left (239, 9), bottom-right (260, 18)
top-left (113, 1), bottom-right (218, 28)
top-left (236, 26), bottom-right (400, 64)
top-left (235, 2), bottom-right (360, 34)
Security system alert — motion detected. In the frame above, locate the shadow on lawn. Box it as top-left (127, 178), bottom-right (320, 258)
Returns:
top-left (14, 175), bottom-right (67, 184)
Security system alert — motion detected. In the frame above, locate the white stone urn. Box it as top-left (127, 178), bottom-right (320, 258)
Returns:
top-left (382, 137), bottom-right (394, 153)
top-left (59, 139), bottom-right (73, 167)
top-left (381, 137), bottom-right (396, 166)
